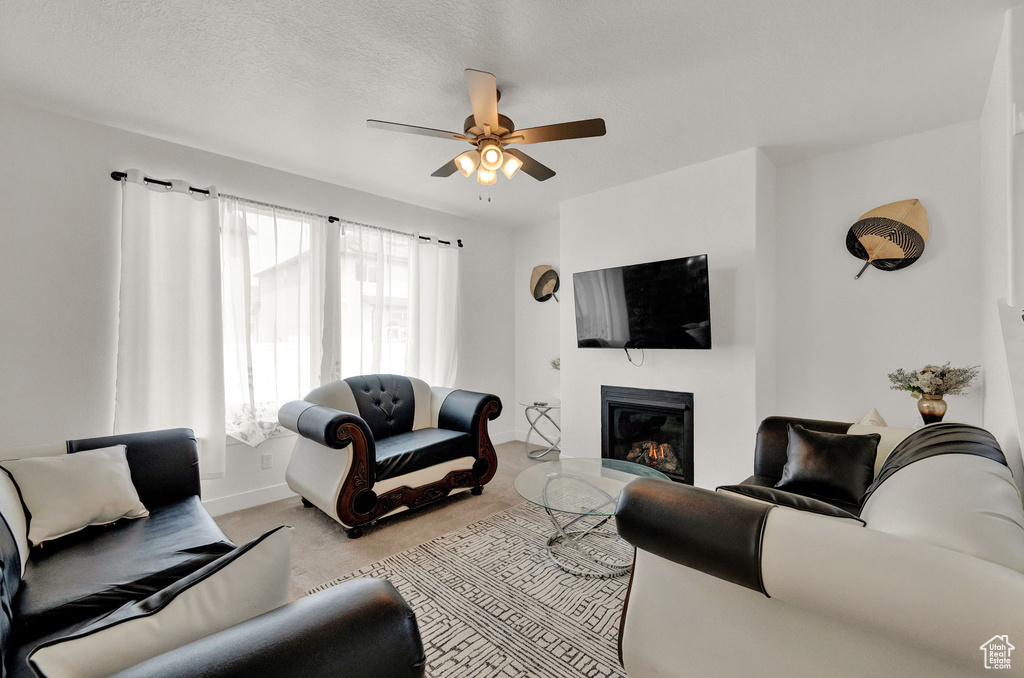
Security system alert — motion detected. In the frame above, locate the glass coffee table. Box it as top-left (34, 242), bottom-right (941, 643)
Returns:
top-left (514, 458), bottom-right (669, 578)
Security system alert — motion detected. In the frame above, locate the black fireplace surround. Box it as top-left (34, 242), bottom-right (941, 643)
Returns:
top-left (601, 385), bottom-right (694, 484)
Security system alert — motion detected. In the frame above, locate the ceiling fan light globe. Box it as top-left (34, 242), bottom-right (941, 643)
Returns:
top-left (501, 154), bottom-right (523, 179)
top-left (455, 150), bottom-right (480, 177)
top-left (479, 142), bottom-right (504, 171)
top-left (476, 167), bottom-right (497, 185)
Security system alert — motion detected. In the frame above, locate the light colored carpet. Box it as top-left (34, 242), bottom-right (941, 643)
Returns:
top-left (215, 440), bottom-right (560, 599)
top-left (309, 501), bottom-right (629, 678)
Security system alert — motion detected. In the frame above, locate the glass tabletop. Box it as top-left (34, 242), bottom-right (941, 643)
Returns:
top-left (518, 399), bottom-right (561, 408)
top-left (514, 458), bottom-right (669, 516)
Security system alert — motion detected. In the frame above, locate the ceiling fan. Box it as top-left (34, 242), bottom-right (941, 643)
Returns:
top-left (367, 69), bottom-right (606, 185)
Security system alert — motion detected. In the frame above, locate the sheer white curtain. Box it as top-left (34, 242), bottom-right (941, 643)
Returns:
top-left (408, 239), bottom-right (460, 387)
top-left (219, 200), bottom-right (461, 447)
top-left (330, 223), bottom-right (459, 385)
top-left (115, 170), bottom-right (226, 478)
top-left (220, 197), bottom-right (330, 446)
top-left (330, 223), bottom-right (413, 379)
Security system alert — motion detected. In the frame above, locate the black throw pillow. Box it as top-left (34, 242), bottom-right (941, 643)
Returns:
top-left (775, 424), bottom-right (880, 506)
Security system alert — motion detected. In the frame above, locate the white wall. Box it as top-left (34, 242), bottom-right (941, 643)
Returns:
top-left (513, 220), bottom-right (561, 442)
top-left (0, 99), bottom-right (515, 514)
top-left (775, 121), bottom-right (984, 430)
top-left (981, 7), bottom-right (1024, 492)
top-left (559, 148), bottom-right (775, 490)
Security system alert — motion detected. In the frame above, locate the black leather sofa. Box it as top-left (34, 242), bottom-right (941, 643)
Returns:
top-left (0, 428), bottom-right (426, 678)
top-left (613, 417), bottom-right (1024, 677)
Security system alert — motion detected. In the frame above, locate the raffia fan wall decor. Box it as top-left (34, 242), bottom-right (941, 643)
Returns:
top-left (530, 265), bottom-right (560, 302)
top-left (846, 199), bottom-right (929, 279)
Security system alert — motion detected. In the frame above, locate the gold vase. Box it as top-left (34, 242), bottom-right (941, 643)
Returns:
top-left (917, 394), bottom-right (947, 424)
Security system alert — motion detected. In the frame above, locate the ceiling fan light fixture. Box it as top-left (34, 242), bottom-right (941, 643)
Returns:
top-left (501, 154), bottom-right (523, 179)
top-left (476, 167), bottom-right (497, 185)
top-left (478, 142), bottom-right (504, 171)
top-left (455, 150), bottom-right (480, 177)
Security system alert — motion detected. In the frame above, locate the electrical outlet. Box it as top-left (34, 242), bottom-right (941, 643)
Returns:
top-left (261, 453), bottom-right (273, 470)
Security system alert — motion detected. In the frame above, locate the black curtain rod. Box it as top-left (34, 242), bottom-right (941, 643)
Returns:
top-left (110, 171), bottom-right (463, 248)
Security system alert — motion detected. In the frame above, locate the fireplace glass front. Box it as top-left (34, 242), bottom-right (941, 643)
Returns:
top-left (601, 386), bottom-right (693, 484)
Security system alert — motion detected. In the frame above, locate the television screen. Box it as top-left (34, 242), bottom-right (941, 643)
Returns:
top-left (573, 254), bottom-right (711, 349)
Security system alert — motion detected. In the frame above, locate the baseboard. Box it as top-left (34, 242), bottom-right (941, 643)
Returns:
top-left (203, 483), bottom-right (297, 517)
top-left (490, 430), bottom-right (516, 445)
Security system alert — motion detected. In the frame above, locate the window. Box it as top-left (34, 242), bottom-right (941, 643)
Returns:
top-left (220, 198), bottom-right (451, 447)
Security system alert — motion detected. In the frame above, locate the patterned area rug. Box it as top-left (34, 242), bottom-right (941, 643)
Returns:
top-left (307, 502), bottom-right (630, 678)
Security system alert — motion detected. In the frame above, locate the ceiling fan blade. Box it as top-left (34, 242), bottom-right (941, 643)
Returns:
top-left (465, 69), bottom-right (499, 132)
top-left (505, 148), bottom-right (555, 181)
top-left (431, 158), bottom-right (460, 177)
top-left (367, 119), bottom-right (467, 141)
top-left (511, 118), bottom-right (606, 145)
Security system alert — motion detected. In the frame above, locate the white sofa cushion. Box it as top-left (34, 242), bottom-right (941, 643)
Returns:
top-left (1, 445), bottom-right (149, 546)
top-left (28, 525), bottom-right (292, 678)
top-left (860, 453), bottom-right (1024, 574)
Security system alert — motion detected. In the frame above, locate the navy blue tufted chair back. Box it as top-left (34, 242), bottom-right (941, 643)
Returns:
top-left (343, 374), bottom-right (417, 441)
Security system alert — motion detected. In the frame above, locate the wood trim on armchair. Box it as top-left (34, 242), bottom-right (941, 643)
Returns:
top-left (334, 399), bottom-right (501, 530)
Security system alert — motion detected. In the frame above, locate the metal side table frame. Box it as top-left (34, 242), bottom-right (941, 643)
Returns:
top-left (523, 400), bottom-right (561, 459)
top-left (540, 473), bottom-right (632, 578)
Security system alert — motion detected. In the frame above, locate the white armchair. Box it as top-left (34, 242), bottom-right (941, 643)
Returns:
top-left (279, 374), bottom-right (501, 538)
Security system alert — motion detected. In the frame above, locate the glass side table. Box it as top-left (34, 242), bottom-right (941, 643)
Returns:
top-left (514, 458), bottom-right (669, 578)
top-left (519, 399), bottom-right (561, 459)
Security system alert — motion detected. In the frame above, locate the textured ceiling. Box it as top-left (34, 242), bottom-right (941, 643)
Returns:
top-left (0, 0), bottom-right (1012, 227)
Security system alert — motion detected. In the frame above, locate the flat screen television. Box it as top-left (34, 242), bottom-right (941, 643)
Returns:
top-left (573, 254), bottom-right (711, 350)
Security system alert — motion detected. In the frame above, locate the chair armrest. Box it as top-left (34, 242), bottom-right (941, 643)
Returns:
top-left (616, 478), bottom-right (773, 595)
top-left (67, 428), bottom-right (201, 506)
top-left (436, 390), bottom-right (502, 436)
top-left (109, 579), bottom-right (426, 678)
top-left (278, 401), bottom-right (374, 451)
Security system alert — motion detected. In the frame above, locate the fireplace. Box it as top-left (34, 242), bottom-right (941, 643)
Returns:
top-left (601, 386), bottom-right (693, 484)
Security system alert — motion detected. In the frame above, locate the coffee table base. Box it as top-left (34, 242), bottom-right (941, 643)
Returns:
top-left (543, 508), bottom-right (633, 578)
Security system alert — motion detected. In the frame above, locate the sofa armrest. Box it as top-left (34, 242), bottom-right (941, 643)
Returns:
top-left (109, 579), bottom-right (426, 678)
top-left (717, 484), bottom-right (866, 524)
top-left (278, 401), bottom-right (374, 451)
top-left (436, 390), bottom-right (502, 437)
top-left (67, 428), bottom-right (201, 507)
top-left (759, 506), bottom-right (1024, 668)
top-left (616, 478), bottom-right (773, 594)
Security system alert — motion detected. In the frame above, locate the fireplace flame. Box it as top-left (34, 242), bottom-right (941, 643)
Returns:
top-left (626, 440), bottom-right (677, 473)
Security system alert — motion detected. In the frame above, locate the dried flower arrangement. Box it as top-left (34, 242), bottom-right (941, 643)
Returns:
top-left (887, 362), bottom-right (979, 399)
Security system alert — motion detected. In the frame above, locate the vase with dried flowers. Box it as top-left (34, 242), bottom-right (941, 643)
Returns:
top-left (887, 362), bottom-right (979, 424)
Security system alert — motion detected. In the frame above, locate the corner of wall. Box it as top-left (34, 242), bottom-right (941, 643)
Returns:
top-left (755, 149), bottom-right (778, 421)
top-left (513, 219), bottom-right (561, 442)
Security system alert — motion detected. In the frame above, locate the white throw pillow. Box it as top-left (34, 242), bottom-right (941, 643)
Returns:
top-left (0, 471), bottom-right (30, 574)
top-left (857, 408), bottom-right (888, 427)
top-left (28, 525), bottom-right (293, 678)
top-left (0, 445), bottom-right (149, 546)
top-left (845, 424), bottom-right (914, 477)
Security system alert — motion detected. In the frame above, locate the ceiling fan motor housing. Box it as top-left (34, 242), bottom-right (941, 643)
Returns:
top-left (464, 113), bottom-right (515, 138)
